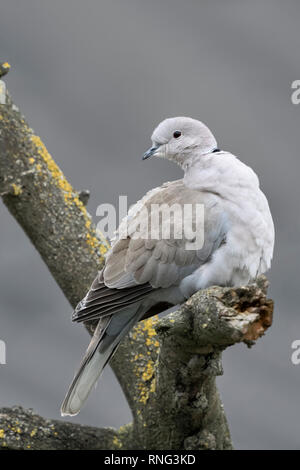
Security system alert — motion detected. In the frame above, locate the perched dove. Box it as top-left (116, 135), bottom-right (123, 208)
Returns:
top-left (61, 116), bottom-right (274, 416)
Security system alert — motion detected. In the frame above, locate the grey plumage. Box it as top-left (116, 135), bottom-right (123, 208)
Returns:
top-left (61, 116), bottom-right (274, 416)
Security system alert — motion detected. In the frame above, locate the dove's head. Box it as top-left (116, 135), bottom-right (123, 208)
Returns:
top-left (143, 116), bottom-right (218, 166)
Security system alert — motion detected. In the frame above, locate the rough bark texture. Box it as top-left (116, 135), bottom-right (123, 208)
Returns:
top-left (0, 406), bottom-right (132, 450)
top-left (0, 65), bottom-right (274, 450)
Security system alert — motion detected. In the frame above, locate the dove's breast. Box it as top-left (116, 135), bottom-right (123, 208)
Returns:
top-left (180, 151), bottom-right (274, 291)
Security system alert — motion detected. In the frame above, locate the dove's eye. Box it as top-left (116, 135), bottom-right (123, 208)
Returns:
top-left (173, 131), bottom-right (181, 139)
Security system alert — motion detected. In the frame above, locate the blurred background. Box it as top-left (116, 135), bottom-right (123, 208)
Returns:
top-left (0, 0), bottom-right (299, 450)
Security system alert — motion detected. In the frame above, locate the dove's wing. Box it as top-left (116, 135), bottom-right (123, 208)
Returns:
top-left (104, 180), bottom-right (227, 288)
top-left (73, 180), bottom-right (227, 323)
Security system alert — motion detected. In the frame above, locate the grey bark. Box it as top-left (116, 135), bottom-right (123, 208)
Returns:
top-left (0, 65), bottom-right (273, 450)
top-left (0, 406), bottom-right (132, 450)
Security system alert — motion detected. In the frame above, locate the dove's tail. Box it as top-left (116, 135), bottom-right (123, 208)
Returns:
top-left (61, 305), bottom-right (142, 417)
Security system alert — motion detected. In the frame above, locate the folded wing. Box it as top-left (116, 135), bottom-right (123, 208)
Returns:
top-left (73, 180), bottom-right (227, 323)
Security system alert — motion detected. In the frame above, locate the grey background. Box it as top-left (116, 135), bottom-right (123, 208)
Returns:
top-left (0, 0), bottom-right (299, 450)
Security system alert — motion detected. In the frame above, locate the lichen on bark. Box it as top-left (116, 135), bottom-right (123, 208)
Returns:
top-left (0, 64), bottom-right (273, 450)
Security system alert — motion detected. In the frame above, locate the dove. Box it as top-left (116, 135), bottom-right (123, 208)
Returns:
top-left (61, 116), bottom-right (274, 416)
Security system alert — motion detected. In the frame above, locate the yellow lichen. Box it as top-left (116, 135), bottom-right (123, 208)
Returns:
top-left (2, 62), bottom-right (10, 70)
top-left (142, 317), bottom-right (159, 336)
top-left (30, 134), bottom-right (109, 260)
top-left (30, 429), bottom-right (37, 437)
top-left (11, 183), bottom-right (22, 196)
top-left (142, 360), bottom-right (155, 382)
top-left (118, 424), bottom-right (127, 433)
top-left (150, 376), bottom-right (156, 393)
top-left (31, 135), bottom-right (75, 204)
top-left (10, 421), bottom-right (22, 434)
top-left (0, 430), bottom-right (4, 439)
top-left (131, 316), bottom-right (160, 405)
top-left (112, 435), bottom-right (123, 449)
top-left (99, 243), bottom-right (108, 255)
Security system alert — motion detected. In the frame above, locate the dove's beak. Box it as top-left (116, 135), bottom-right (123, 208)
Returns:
top-left (142, 144), bottom-right (162, 160)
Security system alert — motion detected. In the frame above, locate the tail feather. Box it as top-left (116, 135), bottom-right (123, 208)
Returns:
top-left (61, 306), bottom-right (142, 416)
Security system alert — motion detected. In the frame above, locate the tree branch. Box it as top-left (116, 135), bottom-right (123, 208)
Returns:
top-left (0, 406), bottom-right (132, 450)
top-left (0, 65), bottom-right (273, 450)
